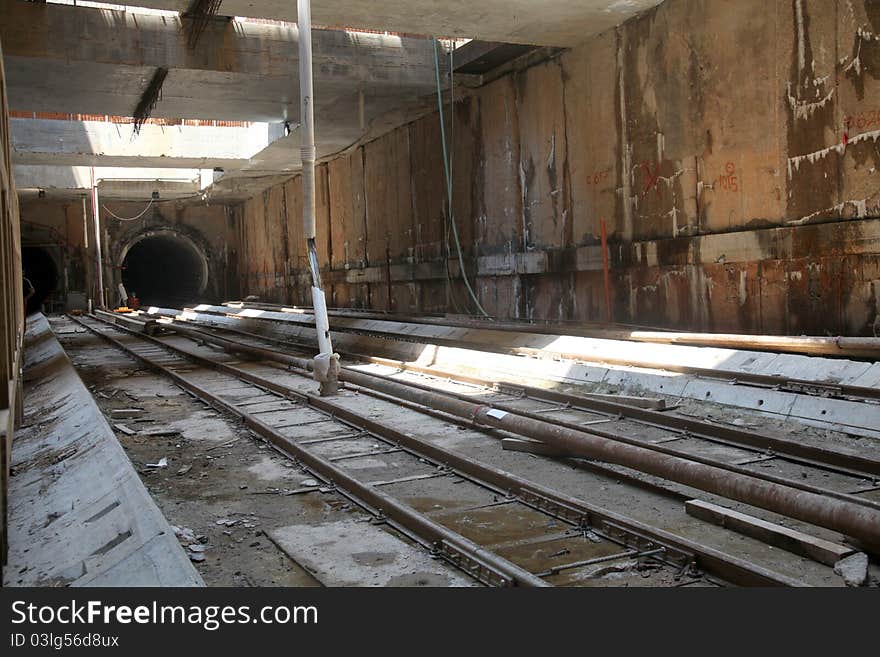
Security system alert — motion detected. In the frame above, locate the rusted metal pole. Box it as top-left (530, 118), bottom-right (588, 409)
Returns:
top-left (385, 246), bottom-right (393, 311)
top-left (81, 196), bottom-right (88, 250)
top-left (600, 218), bottom-right (612, 323)
top-left (297, 0), bottom-right (338, 395)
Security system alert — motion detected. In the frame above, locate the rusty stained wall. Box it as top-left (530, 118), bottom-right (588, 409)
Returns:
top-left (18, 198), bottom-right (239, 307)
top-left (237, 0), bottom-right (880, 336)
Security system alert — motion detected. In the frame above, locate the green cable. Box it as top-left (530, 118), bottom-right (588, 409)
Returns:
top-left (433, 38), bottom-right (489, 318)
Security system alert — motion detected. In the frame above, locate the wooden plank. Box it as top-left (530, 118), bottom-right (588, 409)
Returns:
top-left (515, 61), bottom-right (570, 250)
top-left (685, 499), bottom-right (855, 567)
top-left (364, 126), bottom-right (413, 265)
top-left (328, 150), bottom-right (367, 270)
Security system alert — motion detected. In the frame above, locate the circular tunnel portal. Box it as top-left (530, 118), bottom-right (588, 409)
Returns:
top-left (22, 247), bottom-right (59, 315)
top-left (121, 233), bottom-right (208, 308)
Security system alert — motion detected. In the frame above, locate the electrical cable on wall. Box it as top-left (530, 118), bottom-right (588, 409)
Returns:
top-left (101, 198), bottom-right (155, 221)
top-left (433, 38), bottom-right (489, 318)
top-left (442, 42), bottom-right (465, 315)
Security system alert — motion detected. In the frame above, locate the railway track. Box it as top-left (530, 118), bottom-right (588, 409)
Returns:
top-left (67, 312), bottom-right (835, 587)
top-left (162, 326), bottom-right (879, 548)
top-left (130, 313), bottom-right (880, 501)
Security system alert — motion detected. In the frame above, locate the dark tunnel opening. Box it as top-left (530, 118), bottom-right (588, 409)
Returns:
top-left (121, 234), bottom-right (206, 308)
top-left (22, 246), bottom-right (59, 315)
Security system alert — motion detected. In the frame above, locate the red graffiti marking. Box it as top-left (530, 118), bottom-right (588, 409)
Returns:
top-left (585, 169), bottom-right (610, 186)
top-left (641, 161), bottom-right (662, 199)
top-left (844, 109), bottom-right (880, 132)
top-left (716, 162), bottom-right (739, 193)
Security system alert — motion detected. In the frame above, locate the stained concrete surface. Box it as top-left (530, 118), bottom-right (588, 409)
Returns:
top-left (5, 314), bottom-right (202, 587)
top-left (95, 0), bottom-right (664, 47)
top-left (51, 315), bottom-right (880, 586)
top-left (268, 519), bottom-right (475, 587)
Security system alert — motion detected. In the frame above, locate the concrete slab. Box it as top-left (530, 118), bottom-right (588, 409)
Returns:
top-left (152, 306), bottom-right (880, 438)
top-left (268, 518), bottom-right (476, 587)
top-left (110, 0), bottom-right (663, 47)
top-left (4, 314), bottom-right (203, 587)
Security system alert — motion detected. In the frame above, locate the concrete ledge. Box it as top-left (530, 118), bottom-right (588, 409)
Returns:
top-left (3, 314), bottom-right (203, 587)
top-left (156, 305), bottom-right (880, 440)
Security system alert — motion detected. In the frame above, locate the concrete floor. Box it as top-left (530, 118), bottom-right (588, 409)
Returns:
top-left (51, 315), bottom-right (880, 587)
top-left (55, 319), bottom-right (473, 587)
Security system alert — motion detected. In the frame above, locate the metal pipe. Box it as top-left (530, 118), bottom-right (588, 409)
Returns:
top-left (297, 0), bottom-right (337, 394)
top-left (90, 166), bottom-right (105, 308)
top-left (365, 359), bottom-right (880, 477)
top-left (154, 313), bottom-right (879, 476)
top-left (221, 299), bottom-right (880, 360)
top-left (150, 317), bottom-right (880, 547)
top-left (335, 368), bottom-right (880, 550)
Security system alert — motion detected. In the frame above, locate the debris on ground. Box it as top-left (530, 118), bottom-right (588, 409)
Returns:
top-left (834, 553), bottom-right (868, 587)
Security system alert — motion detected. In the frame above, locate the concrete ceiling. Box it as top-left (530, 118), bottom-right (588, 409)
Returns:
top-left (3, 0), bottom-right (663, 201)
top-left (108, 0), bottom-right (662, 47)
top-left (2, 1), bottom-right (445, 200)
top-left (1, 2), bottom-right (440, 123)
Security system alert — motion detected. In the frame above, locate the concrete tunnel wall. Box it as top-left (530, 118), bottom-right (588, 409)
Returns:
top-left (18, 198), bottom-right (241, 310)
top-left (236, 0), bottom-right (880, 336)
top-left (118, 230), bottom-right (209, 307)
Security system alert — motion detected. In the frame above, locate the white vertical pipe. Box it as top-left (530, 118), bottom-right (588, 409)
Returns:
top-left (298, 0), bottom-right (317, 242)
top-left (298, 0), bottom-right (337, 392)
top-left (90, 166), bottom-right (105, 308)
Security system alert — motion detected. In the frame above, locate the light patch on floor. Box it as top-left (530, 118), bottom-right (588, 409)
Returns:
top-left (268, 518), bottom-right (477, 587)
top-left (109, 374), bottom-right (186, 399)
top-left (246, 454), bottom-right (300, 482)
top-left (168, 411), bottom-right (236, 443)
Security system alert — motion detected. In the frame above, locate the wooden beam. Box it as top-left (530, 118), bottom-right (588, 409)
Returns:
top-left (685, 499), bottom-right (856, 567)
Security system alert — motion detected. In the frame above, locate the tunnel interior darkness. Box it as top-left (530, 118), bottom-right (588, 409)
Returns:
top-left (121, 234), bottom-right (206, 307)
top-left (22, 246), bottom-right (59, 315)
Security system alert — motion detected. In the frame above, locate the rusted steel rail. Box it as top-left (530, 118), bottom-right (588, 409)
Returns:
top-left (367, 359), bottom-right (880, 479)
top-left (136, 317), bottom-right (880, 551)
top-left (69, 314), bottom-right (545, 587)
top-left (73, 313), bottom-right (809, 586)
top-left (337, 368), bottom-right (880, 551)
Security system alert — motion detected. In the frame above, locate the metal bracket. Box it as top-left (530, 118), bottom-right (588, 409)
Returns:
top-left (432, 540), bottom-right (514, 587)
